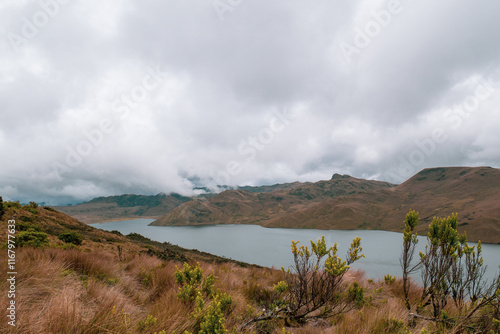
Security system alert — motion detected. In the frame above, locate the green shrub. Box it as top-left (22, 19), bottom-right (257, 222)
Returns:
top-left (16, 221), bottom-right (42, 232)
top-left (42, 206), bottom-right (56, 212)
top-left (384, 274), bottom-right (396, 285)
top-left (347, 281), bottom-right (365, 307)
top-left (58, 231), bottom-right (83, 245)
top-left (137, 314), bottom-right (157, 331)
top-left (176, 262), bottom-right (232, 333)
top-left (0, 196), bottom-right (4, 219)
top-left (197, 293), bottom-right (232, 334)
top-left (5, 201), bottom-right (21, 209)
top-left (175, 262), bottom-right (215, 302)
top-left (372, 318), bottom-right (410, 334)
top-left (23, 205), bottom-right (39, 215)
top-left (17, 231), bottom-right (49, 247)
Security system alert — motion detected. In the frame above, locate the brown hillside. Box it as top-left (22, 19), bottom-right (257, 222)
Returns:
top-left (152, 167), bottom-right (500, 243)
top-left (53, 193), bottom-right (192, 224)
top-left (4, 203), bottom-right (487, 333)
top-left (151, 175), bottom-right (396, 227)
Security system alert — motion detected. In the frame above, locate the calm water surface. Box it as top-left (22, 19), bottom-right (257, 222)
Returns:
top-left (92, 219), bottom-right (500, 281)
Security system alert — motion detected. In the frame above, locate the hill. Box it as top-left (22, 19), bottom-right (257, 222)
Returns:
top-left (152, 167), bottom-right (500, 243)
top-left (151, 174), bottom-right (395, 227)
top-left (53, 192), bottom-right (192, 224)
top-left (1, 200), bottom-right (496, 332)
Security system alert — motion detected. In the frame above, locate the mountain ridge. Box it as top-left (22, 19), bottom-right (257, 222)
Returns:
top-left (53, 192), bottom-right (192, 224)
top-left (151, 166), bottom-right (500, 243)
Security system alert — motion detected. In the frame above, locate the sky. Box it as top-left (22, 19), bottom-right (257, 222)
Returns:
top-left (1, 0), bottom-right (500, 205)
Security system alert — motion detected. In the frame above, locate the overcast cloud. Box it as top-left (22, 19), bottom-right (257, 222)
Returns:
top-left (1, 0), bottom-right (500, 205)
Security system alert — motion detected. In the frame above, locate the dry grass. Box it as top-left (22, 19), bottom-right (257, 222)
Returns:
top-left (1, 205), bottom-right (497, 333)
top-left (1, 242), bottom-right (496, 333)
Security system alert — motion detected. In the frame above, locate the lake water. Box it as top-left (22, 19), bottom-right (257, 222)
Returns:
top-left (91, 219), bottom-right (500, 282)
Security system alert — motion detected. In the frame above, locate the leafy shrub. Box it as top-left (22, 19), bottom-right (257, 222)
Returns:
top-left (5, 201), bottom-right (22, 209)
top-left (243, 236), bottom-right (364, 328)
top-left (16, 221), bottom-right (43, 232)
top-left (0, 196), bottom-right (4, 219)
top-left (137, 314), bottom-right (157, 331)
top-left (19, 215), bottom-right (35, 223)
top-left (384, 274), bottom-right (396, 285)
top-left (22, 205), bottom-right (39, 215)
top-left (175, 262), bottom-right (215, 302)
top-left (176, 262), bottom-right (232, 333)
top-left (58, 231), bottom-right (83, 245)
top-left (17, 231), bottom-right (49, 247)
top-left (347, 281), bottom-right (365, 307)
top-left (196, 293), bottom-right (232, 334)
top-left (372, 318), bottom-right (410, 334)
top-left (401, 209), bottom-right (500, 331)
top-left (42, 206), bottom-right (56, 212)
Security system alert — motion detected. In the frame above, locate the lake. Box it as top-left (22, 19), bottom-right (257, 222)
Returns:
top-left (91, 219), bottom-right (500, 282)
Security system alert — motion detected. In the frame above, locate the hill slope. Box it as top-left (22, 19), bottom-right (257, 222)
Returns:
top-left (4, 202), bottom-right (488, 333)
top-left (53, 192), bottom-right (192, 223)
top-left (151, 174), bottom-right (396, 228)
top-left (152, 167), bottom-right (500, 243)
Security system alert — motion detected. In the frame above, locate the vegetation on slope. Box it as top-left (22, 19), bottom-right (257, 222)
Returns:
top-left (152, 167), bottom-right (500, 243)
top-left (53, 193), bottom-right (192, 224)
top-left (1, 199), bottom-right (498, 333)
top-left (151, 174), bottom-right (395, 228)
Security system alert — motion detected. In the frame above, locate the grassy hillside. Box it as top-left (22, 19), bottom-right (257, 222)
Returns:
top-left (151, 174), bottom-right (395, 228)
top-left (263, 166), bottom-right (500, 243)
top-left (152, 167), bottom-right (500, 244)
top-left (1, 203), bottom-right (498, 333)
top-left (53, 193), bottom-right (192, 224)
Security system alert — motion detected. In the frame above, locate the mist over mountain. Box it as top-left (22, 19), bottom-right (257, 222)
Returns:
top-left (151, 166), bottom-right (500, 243)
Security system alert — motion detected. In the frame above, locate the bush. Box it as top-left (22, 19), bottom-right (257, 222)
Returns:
top-left (17, 231), bottom-right (49, 247)
top-left (22, 205), bottom-right (39, 215)
top-left (16, 221), bottom-right (43, 232)
top-left (58, 231), bottom-right (83, 245)
top-left (384, 274), bottom-right (396, 285)
top-left (401, 209), bottom-right (500, 331)
top-left (5, 201), bottom-right (21, 209)
top-left (175, 262), bottom-right (232, 333)
top-left (175, 262), bottom-right (215, 302)
top-left (19, 215), bottom-right (36, 223)
top-left (0, 196), bottom-right (4, 219)
top-left (244, 236), bottom-right (364, 328)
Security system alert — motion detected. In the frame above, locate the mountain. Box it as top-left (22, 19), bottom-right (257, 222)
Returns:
top-left (151, 174), bottom-right (396, 227)
top-left (6, 198), bottom-right (492, 332)
top-left (53, 193), bottom-right (192, 223)
top-left (151, 167), bottom-right (500, 243)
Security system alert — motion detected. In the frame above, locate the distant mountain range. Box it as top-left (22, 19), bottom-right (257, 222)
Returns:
top-left (151, 167), bottom-right (500, 243)
top-left (53, 193), bottom-right (192, 224)
top-left (54, 166), bottom-right (500, 243)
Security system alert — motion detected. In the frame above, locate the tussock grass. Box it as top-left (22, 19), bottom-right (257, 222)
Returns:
top-left (1, 206), bottom-right (497, 333)
top-left (1, 243), bottom-right (495, 333)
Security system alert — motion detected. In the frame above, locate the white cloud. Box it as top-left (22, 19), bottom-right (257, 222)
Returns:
top-left (0, 0), bottom-right (499, 204)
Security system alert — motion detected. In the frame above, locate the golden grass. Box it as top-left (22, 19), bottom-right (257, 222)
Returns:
top-left (1, 242), bottom-right (496, 333)
top-left (0, 206), bottom-right (497, 333)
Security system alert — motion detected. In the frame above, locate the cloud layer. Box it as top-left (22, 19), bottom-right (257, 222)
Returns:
top-left (1, 0), bottom-right (499, 204)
